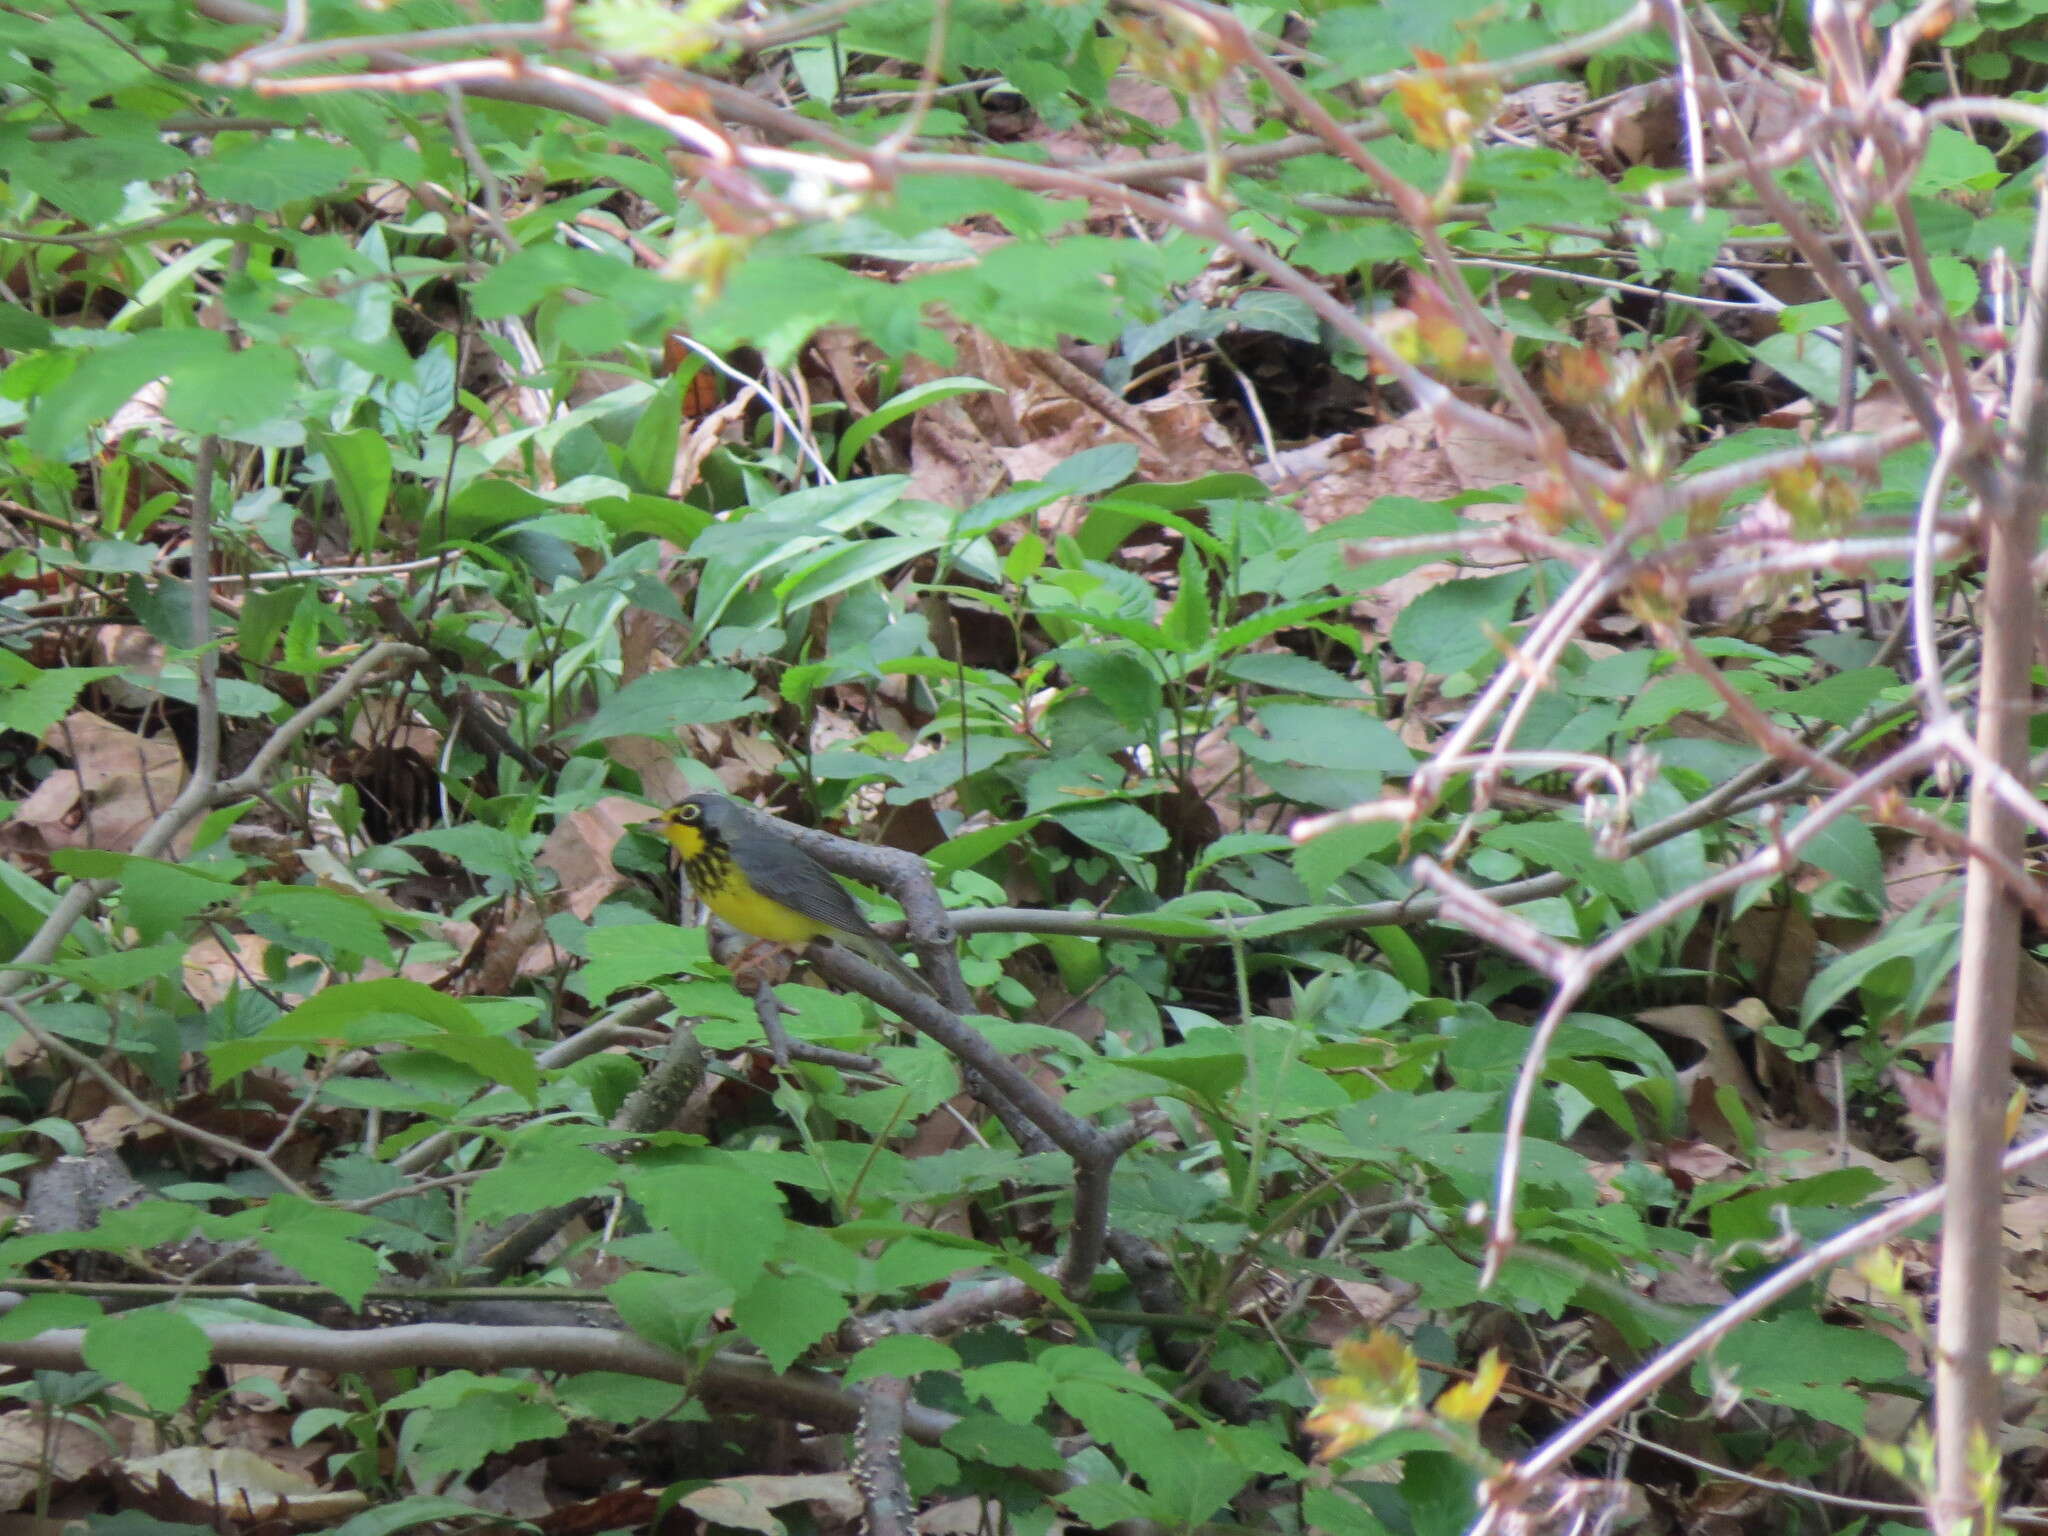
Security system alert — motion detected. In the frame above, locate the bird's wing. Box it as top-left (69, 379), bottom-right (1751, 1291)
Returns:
top-left (731, 837), bottom-right (880, 939)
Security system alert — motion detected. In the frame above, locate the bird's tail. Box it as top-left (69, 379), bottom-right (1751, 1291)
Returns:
top-left (841, 935), bottom-right (938, 1000)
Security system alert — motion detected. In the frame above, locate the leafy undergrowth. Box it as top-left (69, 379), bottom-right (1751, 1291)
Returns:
top-left (0, 1), bottom-right (2043, 1534)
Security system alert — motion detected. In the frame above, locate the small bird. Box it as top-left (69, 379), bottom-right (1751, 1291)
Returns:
top-left (654, 792), bottom-right (935, 998)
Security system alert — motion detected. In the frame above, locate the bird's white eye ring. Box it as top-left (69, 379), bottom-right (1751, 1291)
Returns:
top-left (679, 805), bottom-right (700, 822)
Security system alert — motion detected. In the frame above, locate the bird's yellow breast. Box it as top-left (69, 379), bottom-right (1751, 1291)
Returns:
top-left (660, 822), bottom-right (831, 945)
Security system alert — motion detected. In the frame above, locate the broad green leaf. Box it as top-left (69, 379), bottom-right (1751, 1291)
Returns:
top-left (214, 1199), bottom-right (382, 1309)
top-left (48, 851), bottom-right (237, 943)
top-left (1051, 801), bottom-right (1168, 858)
top-left (162, 343), bottom-right (302, 437)
top-left (0, 1294), bottom-right (101, 1341)
top-left (731, 1271), bottom-right (848, 1372)
top-left (0, 303), bottom-right (53, 351)
top-left (847, 1335), bottom-right (963, 1382)
top-left (571, 667), bottom-right (762, 742)
top-left (26, 330), bottom-right (229, 456)
top-left (310, 426), bottom-right (393, 556)
top-left (1293, 820), bottom-right (1400, 895)
top-left (82, 1308), bottom-right (210, 1413)
top-left (942, 1413), bottom-right (1065, 1471)
top-left (195, 136), bottom-right (360, 209)
top-left (243, 885), bottom-right (398, 964)
top-left (1785, 807), bottom-right (1883, 893)
top-left (608, 1270), bottom-right (729, 1354)
top-left (38, 943), bottom-right (186, 994)
top-left (629, 1162), bottom-right (788, 1294)
top-left (1775, 667), bottom-right (1898, 727)
top-left (554, 1374), bottom-right (689, 1424)
top-left (209, 980), bottom-right (536, 1101)
top-left (1693, 1312), bottom-right (1906, 1433)
top-left (1054, 647), bottom-right (1161, 729)
top-left (1389, 571), bottom-right (1531, 677)
top-left (10, 133), bottom-right (189, 224)
top-left (468, 1139), bottom-right (620, 1222)
top-left (1238, 702), bottom-right (1413, 772)
top-left (1220, 652), bottom-right (1364, 698)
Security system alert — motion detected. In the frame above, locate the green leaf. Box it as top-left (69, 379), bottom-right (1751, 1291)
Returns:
top-left (1050, 801), bottom-right (1168, 858)
top-left (242, 885), bottom-right (397, 964)
top-left (571, 667), bottom-right (763, 742)
top-left (0, 1294), bottom-right (102, 1342)
top-left (1801, 918), bottom-right (1959, 1028)
top-left (382, 344), bottom-right (456, 437)
top-left (778, 534), bottom-right (942, 610)
top-left (1775, 666), bottom-right (1897, 727)
top-left (628, 1162), bottom-right (788, 1293)
top-left (1116, 1037), bottom-right (1247, 1101)
top-left (328, 1497), bottom-right (499, 1536)
top-left (1752, 332), bottom-right (1854, 406)
top-left (555, 1373), bottom-right (689, 1424)
top-left (608, 1270), bottom-right (729, 1353)
top-left (1389, 571), bottom-right (1531, 676)
top-left (225, 1199), bottom-right (382, 1309)
top-left (1293, 820), bottom-right (1400, 896)
top-left (25, 330), bottom-right (230, 456)
top-left (1219, 652), bottom-right (1364, 698)
top-left (196, 135), bottom-right (361, 209)
top-left (1913, 127), bottom-right (1998, 193)
top-left (730, 1272), bottom-right (849, 1372)
top-left (38, 943), bottom-right (187, 994)
top-left (1229, 288), bottom-right (1320, 342)
top-left (81, 1308), bottom-right (210, 1412)
top-left (623, 373), bottom-right (685, 494)
top-left (1337, 1089), bottom-right (1497, 1154)
top-left (1786, 807), bottom-right (1883, 893)
top-left (1159, 542), bottom-right (1210, 652)
top-left (0, 303), bottom-right (54, 351)
top-left (836, 376), bottom-right (1001, 474)
top-left (1054, 647), bottom-right (1161, 729)
top-left (310, 426), bottom-right (393, 556)
top-left (1547, 1058), bottom-right (1637, 1139)
top-left (468, 1138), bottom-right (620, 1222)
top-left (1237, 702), bottom-right (1413, 772)
top-left (963, 1360), bottom-right (1054, 1420)
top-left (209, 980), bottom-right (536, 1102)
top-left (923, 818), bottom-right (1041, 874)
top-left (575, 923), bottom-right (710, 1003)
top-left (0, 666), bottom-right (119, 737)
top-left (1367, 925), bottom-right (1431, 996)
top-left (48, 851), bottom-right (236, 942)
top-left (164, 344), bottom-right (303, 436)
top-left (1693, 1312), bottom-right (1906, 1432)
top-left (384, 1374), bottom-right (565, 1483)
top-left (941, 1412), bottom-right (1065, 1472)
top-left (9, 134), bottom-right (190, 224)
top-left (847, 1334), bottom-right (962, 1382)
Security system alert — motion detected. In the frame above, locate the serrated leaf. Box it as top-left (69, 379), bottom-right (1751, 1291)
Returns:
top-left (82, 1308), bottom-right (210, 1412)
top-left (730, 1272), bottom-right (848, 1372)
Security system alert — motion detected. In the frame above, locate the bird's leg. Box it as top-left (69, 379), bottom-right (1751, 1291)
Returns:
top-left (727, 939), bottom-right (798, 996)
top-left (706, 926), bottom-right (800, 996)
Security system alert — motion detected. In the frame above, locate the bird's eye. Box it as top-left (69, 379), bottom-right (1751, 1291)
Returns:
top-left (679, 805), bottom-right (699, 822)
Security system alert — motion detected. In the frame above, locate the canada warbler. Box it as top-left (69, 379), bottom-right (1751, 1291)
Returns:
top-left (655, 793), bottom-right (935, 998)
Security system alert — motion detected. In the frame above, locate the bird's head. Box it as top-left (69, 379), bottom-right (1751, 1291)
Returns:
top-left (657, 792), bottom-right (737, 857)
